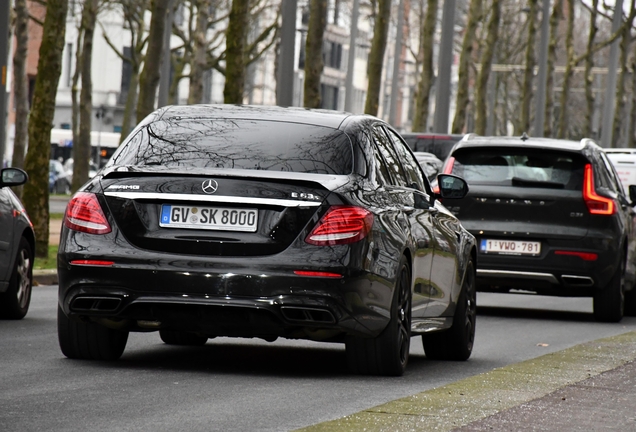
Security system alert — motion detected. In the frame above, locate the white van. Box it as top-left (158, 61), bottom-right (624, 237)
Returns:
top-left (605, 148), bottom-right (636, 193)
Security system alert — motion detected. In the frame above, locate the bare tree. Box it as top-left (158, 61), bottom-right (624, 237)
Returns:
top-left (303, 0), bottom-right (328, 108)
top-left (452, 0), bottom-right (482, 134)
top-left (73, 0), bottom-right (99, 193)
top-left (412, 0), bottom-right (438, 132)
top-left (517, 0), bottom-right (538, 135)
top-left (543, 0), bottom-right (562, 137)
top-left (137, 0), bottom-right (170, 122)
top-left (22, 0), bottom-right (69, 258)
top-left (223, 0), bottom-right (250, 102)
top-left (474, 0), bottom-right (501, 135)
top-left (11, 0), bottom-right (30, 182)
top-left (611, 0), bottom-right (636, 147)
top-left (188, 0), bottom-right (212, 104)
top-left (101, 0), bottom-right (149, 141)
top-left (364, 0), bottom-right (391, 116)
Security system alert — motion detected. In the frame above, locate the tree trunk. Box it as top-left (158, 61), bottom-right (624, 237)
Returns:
top-left (582, 0), bottom-right (598, 138)
top-left (628, 39), bottom-right (636, 147)
top-left (303, 0), bottom-right (328, 108)
top-left (412, 0), bottom-right (438, 132)
top-left (224, 0), bottom-right (250, 103)
top-left (71, 28), bottom-right (83, 156)
top-left (474, 0), bottom-right (501, 135)
top-left (364, 0), bottom-right (391, 116)
top-left (556, 0), bottom-right (574, 139)
top-left (611, 0), bottom-right (635, 147)
top-left (517, 0), bottom-right (538, 136)
top-left (188, 0), bottom-right (211, 104)
top-left (451, 0), bottom-right (482, 134)
top-left (74, 0), bottom-right (98, 193)
top-left (137, 0), bottom-right (169, 122)
top-left (11, 0), bottom-right (30, 182)
top-left (544, 0), bottom-right (562, 137)
top-left (22, 0), bottom-right (69, 258)
top-left (120, 68), bottom-right (139, 142)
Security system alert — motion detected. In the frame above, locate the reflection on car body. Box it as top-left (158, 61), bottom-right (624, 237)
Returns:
top-left (443, 134), bottom-right (636, 322)
top-left (57, 104), bottom-right (476, 375)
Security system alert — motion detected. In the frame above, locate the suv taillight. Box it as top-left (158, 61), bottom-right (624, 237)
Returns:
top-left (306, 206), bottom-right (373, 246)
top-left (65, 192), bottom-right (112, 234)
top-left (442, 156), bottom-right (456, 174)
top-left (583, 164), bottom-right (615, 215)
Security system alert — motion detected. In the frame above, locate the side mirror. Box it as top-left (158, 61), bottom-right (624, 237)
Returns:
top-left (629, 185), bottom-right (636, 205)
top-left (436, 174), bottom-right (468, 200)
top-left (0, 168), bottom-right (28, 188)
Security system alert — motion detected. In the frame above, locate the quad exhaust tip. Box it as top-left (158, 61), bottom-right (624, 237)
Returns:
top-left (70, 296), bottom-right (122, 312)
top-left (280, 306), bottom-right (336, 324)
top-left (561, 275), bottom-right (594, 287)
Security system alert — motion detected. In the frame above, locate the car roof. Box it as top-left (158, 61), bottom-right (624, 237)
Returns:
top-left (155, 104), bottom-right (359, 130)
top-left (453, 134), bottom-right (593, 152)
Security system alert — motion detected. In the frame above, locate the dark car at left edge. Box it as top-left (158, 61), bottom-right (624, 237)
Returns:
top-left (0, 168), bottom-right (35, 319)
top-left (57, 104), bottom-right (476, 376)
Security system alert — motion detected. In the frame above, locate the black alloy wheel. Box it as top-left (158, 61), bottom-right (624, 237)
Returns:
top-left (57, 306), bottom-right (129, 360)
top-left (159, 330), bottom-right (208, 346)
top-left (594, 253), bottom-right (625, 323)
top-left (422, 260), bottom-right (476, 361)
top-left (0, 238), bottom-right (33, 320)
top-left (345, 256), bottom-right (412, 376)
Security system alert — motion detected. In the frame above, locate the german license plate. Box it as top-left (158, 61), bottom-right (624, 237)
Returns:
top-left (480, 239), bottom-right (541, 256)
top-left (160, 205), bottom-right (258, 232)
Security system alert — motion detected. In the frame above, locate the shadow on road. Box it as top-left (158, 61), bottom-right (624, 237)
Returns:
top-left (477, 305), bottom-right (595, 323)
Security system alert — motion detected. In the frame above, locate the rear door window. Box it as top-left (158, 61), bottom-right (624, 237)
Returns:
top-left (450, 148), bottom-right (586, 190)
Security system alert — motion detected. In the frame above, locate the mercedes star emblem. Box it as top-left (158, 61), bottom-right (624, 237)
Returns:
top-left (202, 179), bottom-right (219, 194)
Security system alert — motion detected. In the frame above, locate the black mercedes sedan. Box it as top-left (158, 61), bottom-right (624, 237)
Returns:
top-left (57, 105), bottom-right (476, 376)
top-left (442, 134), bottom-right (636, 322)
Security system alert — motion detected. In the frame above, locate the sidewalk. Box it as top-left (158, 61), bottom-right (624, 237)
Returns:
top-left (31, 216), bottom-right (63, 286)
top-left (299, 331), bottom-right (636, 431)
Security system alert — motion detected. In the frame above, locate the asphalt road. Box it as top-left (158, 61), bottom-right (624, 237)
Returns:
top-left (2, 287), bottom-right (636, 432)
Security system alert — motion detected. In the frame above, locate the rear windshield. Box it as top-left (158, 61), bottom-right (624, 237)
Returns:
top-left (450, 148), bottom-right (586, 190)
top-left (109, 119), bottom-right (354, 175)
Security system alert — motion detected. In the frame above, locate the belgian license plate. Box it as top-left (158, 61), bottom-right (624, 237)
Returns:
top-left (160, 205), bottom-right (258, 232)
top-left (480, 239), bottom-right (541, 255)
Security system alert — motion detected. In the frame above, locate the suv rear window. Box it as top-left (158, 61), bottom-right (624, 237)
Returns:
top-left (110, 119), bottom-right (353, 175)
top-left (450, 148), bottom-right (586, 190)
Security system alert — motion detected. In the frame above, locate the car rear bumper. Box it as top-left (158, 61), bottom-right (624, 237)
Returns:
top-left (57, 261), bottom-right (394, 340)
top-left (472, 231), bottom-right (621, 295)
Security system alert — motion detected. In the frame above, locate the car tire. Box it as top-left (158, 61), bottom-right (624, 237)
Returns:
top-left (57, 306), bottom-right (129, 360)
top-left (625, 288), bottom-right (636, 316)
top-left (159, 330), bottom-right (208, 346)
top-left (593, 255), bottom-right (625, 323)
top-left (0, 238), bottom-right (33, 320)
top-left (345, 256), bottom-right (411, 376)
top-left (422, 260), bottom-right (476, 361)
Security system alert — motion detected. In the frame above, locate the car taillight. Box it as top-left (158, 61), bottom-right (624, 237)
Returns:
top-left (583, 164), bottom-right (615, 215)
top-left (442, 156), bottom-right (455, 175)
top-left (65, 192), bottom-right (112, 234)
top-left (554, 250), bottom-right (598, 261)
top-left (305, 206), bottom-right (373, 246)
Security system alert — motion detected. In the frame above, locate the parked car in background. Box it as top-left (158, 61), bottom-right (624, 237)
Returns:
top-left (57, 104), bottom-right (477, 375)
top-left (413, 151), bottom-right (444, 181)
top-left (401, 133), bottom-right (465, 161)
top-left (441, 134), bottom-right (636, 322)
top-left (49, 159), bottom-right (71, 194)
top-left (62, 158), bottom-right (99, 184)
top-left (604, 148), bottom-right (636, 195)
top-left (0, 168), bottom-right (35, 319)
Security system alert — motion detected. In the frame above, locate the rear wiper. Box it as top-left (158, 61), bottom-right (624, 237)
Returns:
top-left (511, 177), bottom-right (564, 189)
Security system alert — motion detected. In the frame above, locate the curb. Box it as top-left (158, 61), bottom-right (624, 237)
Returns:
top-left (297, 331), bottom-right (636, 431)
top-left (33, 270), bottom-right (58, 286)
